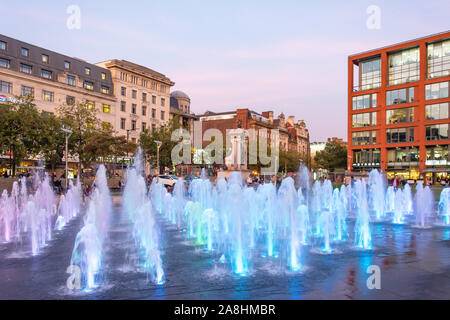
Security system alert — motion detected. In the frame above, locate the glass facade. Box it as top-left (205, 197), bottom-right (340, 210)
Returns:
top-left (386, 127), bottom-right (414, 143)
top-left (360, 58), bottom-right (381, 90)
top-left (426, 124), bottom-right (449, 141)
top-left (426, 102), bottom-right (449, 120)
top-left (387, 147), bottom-right (419, 163)
top-left (425, 81), bottom-right (449, 100)
top-left (352, 112), bottom-right (377, 128)
top-left (352, 93), bottom-right (377, 110)
top-left (386, 107), bottom-right (414, 124)
top-left (388, 47), bottom-right (420, 85)
top-left (426, 145), bottom-right (449, 163)
top-left (353, 149), bottom-right (381, 165)
top-left (427, 39), bottom-right (450, 78)
top-left (352, 130), bottom-right (377, 146)
top-left (386, 87), bottom-right (415, 105)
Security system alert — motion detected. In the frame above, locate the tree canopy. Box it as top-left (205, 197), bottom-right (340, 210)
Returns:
top-left (314, 141), bottom-right (347, 171)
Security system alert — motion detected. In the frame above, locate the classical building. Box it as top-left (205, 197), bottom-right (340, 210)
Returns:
top-left (0, 34), bottom-right (116, 123)
top-left (169, 90), bottom-right (197, 130)
top-left (198, 108), bottom-right (310, 170)
top-left (348, 31), bottom-right (450, 181)
top-left (95, 59), bottom-right (174, 143)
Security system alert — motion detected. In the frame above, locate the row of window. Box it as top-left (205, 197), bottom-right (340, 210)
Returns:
top-left (119, 101), bottom-right (165, 120)
top-left (353, 145), bottom-right (450, 164)
top-left (356, 39), bottom-right (450, 91)
top-left (353, 81), bottom-right (448, 109)
top-left (352, 103), bottom-right (449, 128)
top-left (119, 71), bottom-right (167, 93)
top-left (0, 58), bottom-right (111, 94)
top-left (352, 124), bottom-right (450, 145)
top-left (120, 87), bottom-right (165, 106)
top-left (120, 119), bottom-right (157, 132)
top-left (0, 40), bottom-right (107, 79)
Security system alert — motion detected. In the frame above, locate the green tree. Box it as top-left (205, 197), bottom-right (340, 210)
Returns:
top-left (139, 116), bottom-right (182, 173)
top-left (39, 112), bottom-right (66, 172)
top-left (57, 101), bottom-right (101, 168)
top-left (314, 141), bottom-right (347, 171)
top-left (0, 95), bottom-right (42, 175)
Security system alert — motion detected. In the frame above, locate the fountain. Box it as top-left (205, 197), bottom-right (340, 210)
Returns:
top-left (69, 165), bottom-right (111, 291)
top-left (413, 182), bottom-right (434, 228)
top-left (123, 149), bottom-right (164, 284)
top-left (437, 188), bottom-right (450, 226)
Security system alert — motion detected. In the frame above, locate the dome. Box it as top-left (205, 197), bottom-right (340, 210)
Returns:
top-left (171, 90), bottom-right (190, 101)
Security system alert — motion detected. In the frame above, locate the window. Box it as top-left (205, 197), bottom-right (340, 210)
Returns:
top-left (101, 85), bottom-right (110, 94)
top-left (66, 96), bottom-right (75, 105)
top-left (360, 58), bottom-right (381, 90)
top-left (161, 98), bottom-right (165, 107)
top-left (426, 124), bottom-right (449, 141)
top-left (352, 93), bottom-right (377, 110)
top-left (131, 138), bottom-right (136, 143)
top-left (120, 118), bottom-right (126, 130)
top-left (41, 54), bottom-right (49, 63)
top-left (387, 147), bottom-right (419, 163)
top-left (41, 69), bottom-right (52, 79)
top-left (152, 95), bottom-right (156, 104)
top-left (152, 124), bottom-right (156, 132)
top-left (160, 84), bottom-right (167, 93)
top-left (120, 72), bottom-right (127, 81)
top-left (142, 92), bottom-right (147, 102)
top-left (85, 67), bottom-right (91, 75)
top-left (142, 122), bottom-right (147, 131)
top-left (386, 87), bottom-right (415, 105)
top-left (131, 103), bottom-right (137, 114)
top-left (84, 81), bottom-right (94, 91)
top-left (21, 47), bottom-right (29, 57)
top-left (425, 81), bottom-right (449, 100)
top-left (0, 58), bottom-right (10, 69)
top-left (386, 107), bottom-right (414, 124)
top-left (131, 120), bottom-right (136, 130)
top-left (388, 47), bottom-right (420, 85)
top-left (0, 41), bottom-right (6, 51)
top-left (86, 101), bottom-right (95, 110)
top-left (0, 80), bottom-right (12, 93)
top-left (131, 76), bottom-right (138, 85)
top-left (21, 85), bottom-right (34, 97)
top-left (64, 61), bottom-right (70, 69)
top-left (152, 108), bottom-right (156, 118)
top-left (426, 102), bottom-right (449, 120)
top-left (353, 149), bottom-right (381, 165)
top-left (161, 110), bottom-right (165, 120)
top-left (352, 112), bottom-right (377, 128)
top-left (101, 72), bottom-right (106, 80)
top-left (151, 82), bottom-right (157, 90)
top-left (132, 90), bottom-right (137, 99)
top-left (42, 90), bottom-right (54, 102)
top-left (142, 79), bottom-right (148, 87)
top-left (102, 104), bottom-right (111, 113)
top-left (351, 130), bottom-right (377, 146)
top-left (67, 75), bottom-right (75, 86)
top-left (426, 145), bottom-right (449, 163)
top-left (121, 87), bottom-right (126, 96)
top-left (427, 39), bottom-right (450, 79)
top-left (142, 106), bottom-right (147, 116)
top-left (386, 127), bottom-right (414, 143)
top-left (20, 63), bottom-right (32, 74)
top-left (120, 101), bottom-right (126, 112)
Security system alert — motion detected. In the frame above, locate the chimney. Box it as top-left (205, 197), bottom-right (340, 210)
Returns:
top-left (287, 116), bottom-right (295, 125)
top-left (262, 111), bottom-right (274, 123)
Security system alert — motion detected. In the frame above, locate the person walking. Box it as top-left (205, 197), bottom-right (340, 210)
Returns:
top-left (392, 175), bottom-right (399, 191)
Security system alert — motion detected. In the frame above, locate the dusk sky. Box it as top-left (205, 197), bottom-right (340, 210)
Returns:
top-left (1, 0), bottom-right (449, 141)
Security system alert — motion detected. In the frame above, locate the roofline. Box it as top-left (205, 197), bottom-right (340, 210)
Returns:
top-left (349, 30), bottom-right (450, 58)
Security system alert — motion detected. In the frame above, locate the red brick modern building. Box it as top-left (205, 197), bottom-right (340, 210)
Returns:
top-left (348, 31), bottom-right (450, 182)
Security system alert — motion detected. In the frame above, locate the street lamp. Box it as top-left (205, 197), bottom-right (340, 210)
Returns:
top-left (155, 140), bottom-right (162, 174)
top-left (61, 126), bottom-right (72, 190)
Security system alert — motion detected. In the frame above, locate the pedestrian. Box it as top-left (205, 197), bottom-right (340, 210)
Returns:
top-left (392, 175), bottom-right (399, 191)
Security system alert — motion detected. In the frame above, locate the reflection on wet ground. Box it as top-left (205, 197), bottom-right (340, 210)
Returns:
top-left (0, 196), bottom-right (449, 299)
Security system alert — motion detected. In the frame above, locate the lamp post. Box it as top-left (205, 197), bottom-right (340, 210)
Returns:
top-left (61, 126), bottom-right (72, 190)
top-left (155, 140), bottom-right (162, 174)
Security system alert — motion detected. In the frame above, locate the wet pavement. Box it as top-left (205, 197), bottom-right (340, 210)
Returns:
top-left (0, 196), bottom-right (449, 300)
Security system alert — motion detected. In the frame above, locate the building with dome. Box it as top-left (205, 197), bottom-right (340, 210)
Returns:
top-left (170, 90), bottom-right (197, 129)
